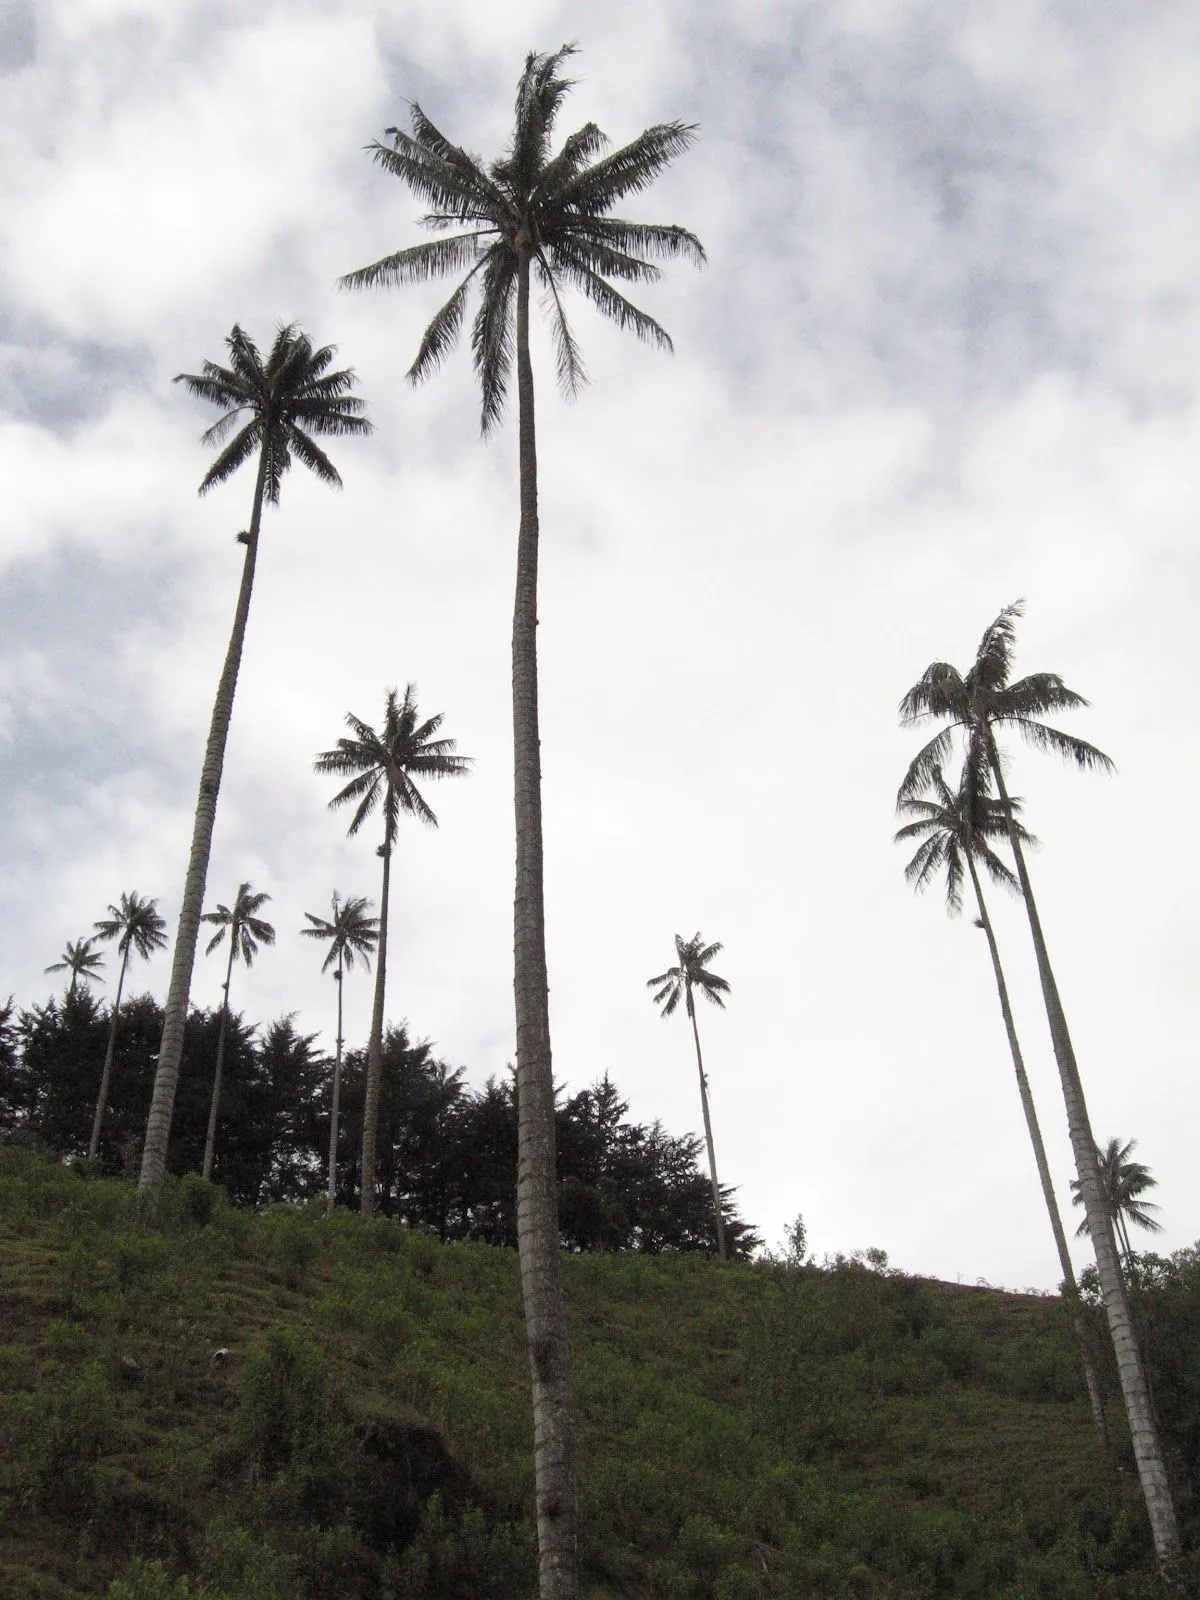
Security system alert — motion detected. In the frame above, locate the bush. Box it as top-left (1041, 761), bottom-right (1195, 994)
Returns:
top-left (6, 1358), bottom-right (118, 1516)
top-left (107, 1558), bottom-right (222, 1599)
top-left (234, 1328), bottom-right (336, 1479)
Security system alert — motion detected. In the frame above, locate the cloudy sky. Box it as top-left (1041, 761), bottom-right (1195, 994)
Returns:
top-left (2, 0), bottom-right (1198, 1289)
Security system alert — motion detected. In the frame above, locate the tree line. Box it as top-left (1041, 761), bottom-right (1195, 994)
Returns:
top-left (0, 990), bottom-right (758, 1258)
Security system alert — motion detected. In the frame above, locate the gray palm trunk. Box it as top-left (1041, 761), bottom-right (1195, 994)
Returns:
top-left (512, 251), bottom-right (577, 1600)
top-left (986, 736), bottom-right (1179, 1565)
top-left (360, 840), bottom-right (391, 1216)
top-left (88, 944), bottom-right (130, 1162)
top-left (687, 996), bottom-right (728, 1260)
top-left (964, 850), bottom-right (1107, 1448)
top-left (141, 451), bottom-right (269, 1192)
top-left (201, 933), bottom-right (238, 1182)
top-left (328, 956), bottom-right (345, 1211)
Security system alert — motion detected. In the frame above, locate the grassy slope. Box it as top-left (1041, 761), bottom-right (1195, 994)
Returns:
top-left (0, 1150), bottom-right (1168, 1599)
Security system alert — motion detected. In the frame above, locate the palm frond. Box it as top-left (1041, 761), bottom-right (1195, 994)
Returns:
top-left (973, 601), bottom-right (1024, 692)
top-left (536, 254), bottom-right (586, 397)
top-left (406, 261), bottom-right (487, 386)
top-left (1005, 717), bottom-right (1115, 774)
top-left (287, 427), bottom-right (342, 487)
top-left (340, 231), bottom-right (490, 293)
top-left (557, 121), bottom-right (701, 213)
top-left (552, 257), bottom-right (673, 349)
top-left (471, 249), bottom-right (516, 434)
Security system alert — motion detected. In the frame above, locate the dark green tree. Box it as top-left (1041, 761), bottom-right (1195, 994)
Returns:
top-left (91, 893), bottom-right (167, 1162)
top-left (314, 686), bottom-right (469, 1216)
top-left (647, 933), bottom-right (732, 1260)
top-left (141, 324), bottom-right (371, 1194)
top-left (301, 892), bottom-right (378, 1208)
top-left (342, 47), bottom-right (703, 1593)
top-left (199, 882), bottom-right (275, 1180)
top-left (898, 601), bottom-right (1178, 1565)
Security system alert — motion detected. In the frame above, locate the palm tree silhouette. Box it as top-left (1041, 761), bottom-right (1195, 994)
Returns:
top-left (1073, 1137), bottom-right (1164, 1274)
top-left (199, 882), bottom-right (275, 1181)
top-left (647, 933), bottom-right (731, 1261)
top-left (91, 893), bottom-right (167, 1162)
top-left (45, 936), bottom-right (105, 999)
top-left (341, 52), bottom-right (703, 1587)
top-left (140, 324), bottom-right (371, 1194)
top-left (898, 602), bottom-right (1178, 1564)
top-left (315, 686), bottom-right (469, 1217)
top-left (301, 892), bottom-right (379, 1209)
top-left (896, 763), bottom-right (1108, 1446)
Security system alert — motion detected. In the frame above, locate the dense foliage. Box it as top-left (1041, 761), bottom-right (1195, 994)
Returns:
top-left (0, 992), bottom-right (757, 1256)
top-left (1, 1150), bottom-right (1196, 1598)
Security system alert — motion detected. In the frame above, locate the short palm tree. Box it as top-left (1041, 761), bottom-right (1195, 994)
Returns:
top-left (140, 325), bottom-right (371, 1194)
top-left (45, 937), bottom-right (105, 999)
top-left (341, 50), bottom-right (703, 1593)
top-left (90, 893), bottom-right (167, 1162)
top-left (315, 686), bottom-right (469, 1217)
top-left (898, 602), bottom-right (1178, 1565)
top-left (647, 933), bottom-right (731, 1261)
top-left (199, 883), bottom-right (275, 1181)
top-left (301, 891), bottom-right (379, 1208)
top-left (1073, 1137), bottom-right (1164, 1274)
top-left (896, 764), bottom-right (1108, 1446)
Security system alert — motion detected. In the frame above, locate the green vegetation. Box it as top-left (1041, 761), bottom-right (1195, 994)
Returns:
top-left (2, 1149), bottom-right (1195, 1598)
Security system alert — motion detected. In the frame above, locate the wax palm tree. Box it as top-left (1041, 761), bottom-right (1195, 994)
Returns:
top-left (896, 764), bottom-right (1108, 1446)
top-left (45, 937), bottom-right (105, 999)
top-left (898, 602), bottom-right (1179, 1564)
top-left (140, 325), bottom-right (371, 1195)
top-left (301, 892), bottom-right (379, 1208)
top-left (1073, 1137), bottom-right (1164, 1275)
top-left (90, 893), bottom-right (167, 1162)
top-left (342, 50), bottom-right (703, 1591)
top-left (315, 686), bottom-right (469, 1218)
top-left (647, 933), bottom-right (731, 1262)
top-left (198, 883), bottom-right (275, 1181)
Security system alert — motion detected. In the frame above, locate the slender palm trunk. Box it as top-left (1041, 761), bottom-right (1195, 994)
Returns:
top-left (987, 736), bottom-right (1179, 1566)
top-left (202, 936), bottom-right (237, 1182)
top-left (512, 250), bottom-right (577, 1600)
top-left (89, 945), bottom-right (130, 1162)
top-left (141, 453), bottom-right (269, 1193)
top-left (687, 996), bottom-right (728, 1260)
top-left (327, 958), bottom-right (344, 1211)
top-left (965, 853), bottom-right (1108, 1448)
top-left (360, 838), bottom-right (391, 1216)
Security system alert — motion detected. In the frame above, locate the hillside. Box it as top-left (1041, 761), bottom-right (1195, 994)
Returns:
top-left (0, 1148), bottom-right (1181, 1598)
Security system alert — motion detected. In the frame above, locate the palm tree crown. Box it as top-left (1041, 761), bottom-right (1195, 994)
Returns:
top-left (340, 42), bottom-right (705, 431)
top-left (201, 884), bottom-right (276, 967)
top-left (1073, 1137), bottom-right (1164, 1241)
top-left (95, 893), bottom-right (168, 965)
top-left (894, 764), bottom-right (1034, 917)
top-left (647, 933), bottom-right (730, 1019)
top-left (301, 892), bottom-right (378, 976)
top-left (314, 685), bottom-right (472, 845)
top-left (45, 936), bottom-right (106, 995)
top-left (897, 601), bottom-right (1114, 804)
top-left (175, 324), bottom-right (373, 502)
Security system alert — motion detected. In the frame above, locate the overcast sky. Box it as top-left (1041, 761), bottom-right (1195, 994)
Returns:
top-left (2, 0), bottom-right (1198, 1289)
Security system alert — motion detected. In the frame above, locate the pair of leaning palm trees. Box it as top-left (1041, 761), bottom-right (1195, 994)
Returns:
top-left (894, 602), bottom-right (1180, 1571)
top-left (131, 45), bottom-right (704, 1598)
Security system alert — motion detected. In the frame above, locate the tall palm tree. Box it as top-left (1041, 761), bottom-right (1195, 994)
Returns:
top-left (315, 686), bottom-right (469, 1217)
top-left (1073, 1137), bottom-right (1164, 1274)
top-left (90, 893), bottom-right (167, 1162)
top-left (647, 933), bottom-right (731, 1262)
top-left (198, 882), bottom-right (275, 1181)
top-left (301, 891), bottom-right (379, 1208)
top-left (140, 324), bottom-right (371, 1194)
top-left (45, 937), bottom-right (105, 999)
top-left (896, 764), bottom-right (1108, 1446)
top-left (897, 602), bottom-right (1179, 1565)
top-left (341, 49), bottom-right (703, 1594)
